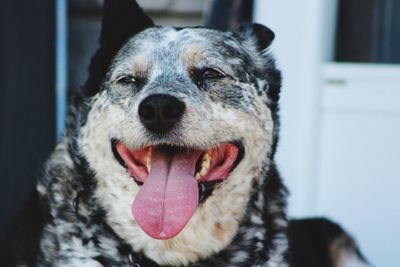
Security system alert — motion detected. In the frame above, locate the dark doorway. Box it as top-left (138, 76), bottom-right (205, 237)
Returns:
top-left (0, 0), bottom-right (56, 236)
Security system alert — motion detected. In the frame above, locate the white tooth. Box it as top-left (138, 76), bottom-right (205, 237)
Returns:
top-left (196, 152), bottom-right (212, 180)
top-left (146, 147), bottom-right (152, 172)
top-left (203, 152), bottom-right (211, 168)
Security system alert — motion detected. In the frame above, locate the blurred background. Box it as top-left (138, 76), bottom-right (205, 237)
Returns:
top-left (1, 0), bottom-right (399, 266)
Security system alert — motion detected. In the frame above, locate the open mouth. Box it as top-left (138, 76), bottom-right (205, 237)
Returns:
top-left (111, 140), bottom-right (244, 240)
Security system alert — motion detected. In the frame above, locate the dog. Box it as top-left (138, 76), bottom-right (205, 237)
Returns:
top-left (0, 1), bottom-right (371, 266)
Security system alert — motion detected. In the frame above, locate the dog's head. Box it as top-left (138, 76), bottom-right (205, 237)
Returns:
top-left (78, 24), bottom-right (280, 265)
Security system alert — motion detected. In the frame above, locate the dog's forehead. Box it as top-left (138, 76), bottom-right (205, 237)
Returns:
top-left (113, 27), bottom-right (246, 71)
top-left (133, 26), bottom-right (237, 53)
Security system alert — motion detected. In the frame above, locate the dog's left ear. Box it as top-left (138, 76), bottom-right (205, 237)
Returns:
top-left (238, 23), bottom-right (275, 52)
top-left (83, 0), bottom-right (154, 97)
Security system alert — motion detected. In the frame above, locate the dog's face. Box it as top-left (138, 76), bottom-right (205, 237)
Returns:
top-left (78, 25), bottom-right (280, 265)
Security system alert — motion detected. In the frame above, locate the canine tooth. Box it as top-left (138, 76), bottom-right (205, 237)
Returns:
top-left (146, 147), bottom-right (152, 172)
top-left (196, 152), bottom-right (212, 180)
top-left (200, 162), bottom-right (210, 176)
top-left (203, 152), bottom-right (211, 168)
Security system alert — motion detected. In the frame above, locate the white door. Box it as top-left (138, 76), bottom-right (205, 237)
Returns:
top-left (254, 1), bottom-right (400, 267)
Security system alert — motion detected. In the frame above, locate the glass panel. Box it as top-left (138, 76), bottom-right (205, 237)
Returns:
top-left (336, 0), bottom-right (400, 63)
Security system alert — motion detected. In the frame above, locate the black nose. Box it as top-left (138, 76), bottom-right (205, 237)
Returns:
top-left (138, 94), bottom-right (186, 133)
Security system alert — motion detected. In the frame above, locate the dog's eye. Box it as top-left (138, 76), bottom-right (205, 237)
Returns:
top-left (201, 68), bottom-right (224, 79)
top-left (116, 75), bottom-right (136, 84)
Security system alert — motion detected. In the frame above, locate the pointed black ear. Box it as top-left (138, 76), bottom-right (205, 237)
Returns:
top-left (83, 0), bottom-right (154, 96)
top-left (238, 23), bottom-right (275, 51)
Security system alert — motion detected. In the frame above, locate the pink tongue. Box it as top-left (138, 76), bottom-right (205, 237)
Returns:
top-left (131, 150), bottom-right (200, 240)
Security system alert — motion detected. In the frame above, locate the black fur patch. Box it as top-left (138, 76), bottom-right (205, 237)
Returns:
top-left (83, 0), bottom-right (154, 96)
top-left (288, 218), bottom-right (370, 267)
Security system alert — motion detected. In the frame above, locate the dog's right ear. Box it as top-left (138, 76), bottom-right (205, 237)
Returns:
top-left (238, 23), bottom-right (275, 52)
top-left (83, 0), bottom-right (154, 97)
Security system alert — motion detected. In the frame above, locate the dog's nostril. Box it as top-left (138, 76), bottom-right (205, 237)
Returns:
top-left (163, 102), bottom-right (185, 119)
top-left (139, 104), bottom-right (156, 120)
top-left (138, 94), bottom-right (186, 133)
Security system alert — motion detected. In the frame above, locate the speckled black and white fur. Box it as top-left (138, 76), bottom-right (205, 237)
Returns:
top-left (0, 3), bottom-right (372, 267)
top-left (33, 25), bottom-right (288, 267)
